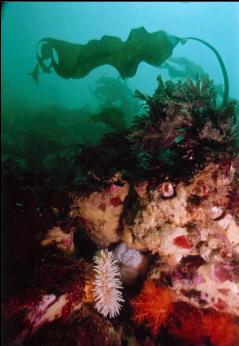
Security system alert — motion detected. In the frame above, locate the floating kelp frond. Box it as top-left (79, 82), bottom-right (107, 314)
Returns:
top-left (30, 27), bottom-right (183, 81)
top-left (30, 27), bottom-right (229, 106)
top-left (28, 63), bottom-right (40, 86)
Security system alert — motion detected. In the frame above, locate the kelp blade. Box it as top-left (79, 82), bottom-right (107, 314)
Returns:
top-left (33, 27), bottom-right (182, 80)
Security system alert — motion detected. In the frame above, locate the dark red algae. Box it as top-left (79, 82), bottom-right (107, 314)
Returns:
top-left (2, 255), bottom-right (90, 345)
top-left (25, 306), bottom-right (122, 346)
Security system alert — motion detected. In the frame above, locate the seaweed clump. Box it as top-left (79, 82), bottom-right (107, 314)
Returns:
top-left (129, 76), bottom-right (237, 184)
top-left (130, 280), bottom-right (174, 336)
top-left (77, 76), bottom-right (238, 189)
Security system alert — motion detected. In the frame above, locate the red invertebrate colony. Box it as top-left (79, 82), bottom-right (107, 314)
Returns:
top-left (130, 280), bottom-right (174, 336)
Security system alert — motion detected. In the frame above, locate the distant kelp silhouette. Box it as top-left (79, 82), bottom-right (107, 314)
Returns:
top-left (90, 75), bottom-right (132, 101)
top-left (161, 56), bottom-right (207, 80)
top-left (30, 27), bottom-right (229, 106)
top-left (89, 107), bottom-right (127, 132)
top-left (161, 56), bottom-right (224, 99)
top-left (89, 75), bottom-right (141, 130)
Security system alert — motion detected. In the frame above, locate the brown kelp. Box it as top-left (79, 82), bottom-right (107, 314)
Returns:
top-left (30, 27), bottom-right (182, 82)
top-left (30, 26), bottom-right (229, 106)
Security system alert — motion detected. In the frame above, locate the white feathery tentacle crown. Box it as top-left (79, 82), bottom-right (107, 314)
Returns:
top-left (92, 249), bottom-right (124, 318)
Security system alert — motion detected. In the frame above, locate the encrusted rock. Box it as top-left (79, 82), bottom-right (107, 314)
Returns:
top-left (70, 182), bottom-right (129, 248)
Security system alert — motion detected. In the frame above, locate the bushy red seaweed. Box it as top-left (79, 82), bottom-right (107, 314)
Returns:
top-left (130, 280), bottom-right (174, 336)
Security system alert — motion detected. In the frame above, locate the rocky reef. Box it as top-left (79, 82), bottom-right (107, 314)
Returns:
top-left (2, 76), bottom-right (239, 345)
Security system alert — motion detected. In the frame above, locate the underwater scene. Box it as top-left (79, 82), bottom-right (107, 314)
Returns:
top-left (2, 2), bottom-right (239, 345)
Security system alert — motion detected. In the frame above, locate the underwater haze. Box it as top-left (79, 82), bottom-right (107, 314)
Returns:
top-left (2, 1), bottom-right (239, 174)
top-left (2, 1), bottom-right (239, 109)
top-left (2, 1), bottom-right (239, 183)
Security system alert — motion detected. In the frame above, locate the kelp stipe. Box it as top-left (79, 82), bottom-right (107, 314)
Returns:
top-left (185, 37), bottom-right (229, 106)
